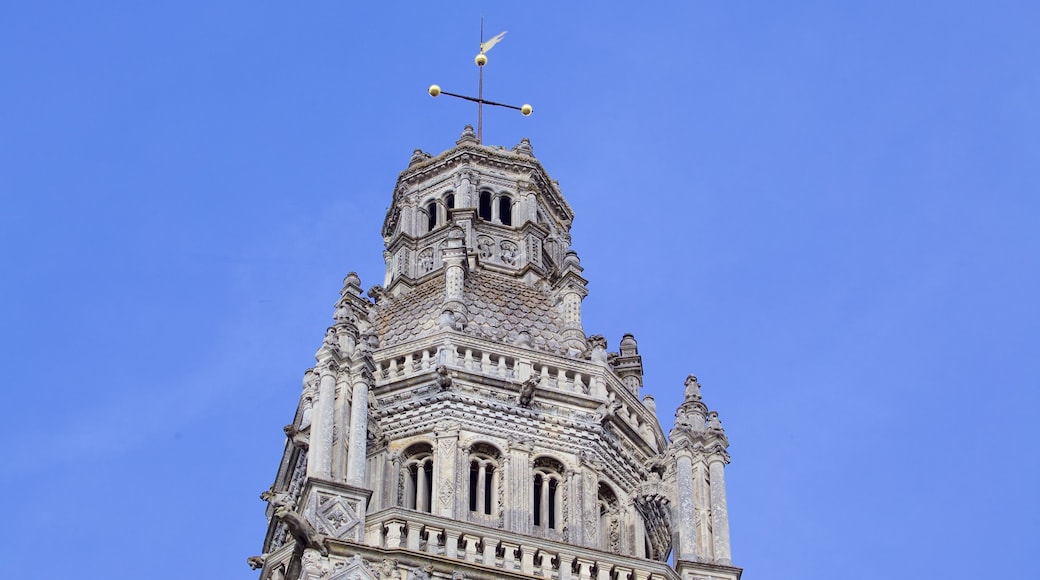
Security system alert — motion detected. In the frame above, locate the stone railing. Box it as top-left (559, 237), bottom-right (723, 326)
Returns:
top-left (372, 334), bottom-right (665, 451)
top-left (373, 335), bottom-right (621, 401)
top-left (365, 507), bottom-right (679, 580)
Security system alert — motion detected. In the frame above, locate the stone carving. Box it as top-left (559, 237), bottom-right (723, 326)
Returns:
top-left (247, 554), bottom-right (267, 570)
top-left (367, 285), bottom-right (387, 304)
top-left (436, 365), bottom-right (452, 390)
top-left (517, 376), bottom-right (537, 407)
top-left (586, 335), bottom-right (608, 363)
top-left (284, 424), bottom-right (310, 450)
top-left (707, 410), bottom-right (723, 431)
top-left (609, 516), bottom-right (621, 553)
top-left (322, 326), bottom-right (339, 353)
top-left (595, 400), bottom-right (623, 425)
top-left (301, 548), bottom-right (326, 578)
top-left (261, 488), bottom-right (297, 512)
top-left (315, 494), bottom-right (361, 539)
top-left (378, 559), bottom-right (399, 579)
top-left (417, 248), bottom-right (434, 274)
top-left (407, 564), bottom-right (434, 580)
top-left (684, 374), bottom-right (702, 401)
top-left (439, 480), bottom-right (454, 508)
top-left (499, 241), bottom-right (518, 265)
top-left (275, 507), bottom-right (329, 556)
top-left (476, 236), bottom-right (494, 259)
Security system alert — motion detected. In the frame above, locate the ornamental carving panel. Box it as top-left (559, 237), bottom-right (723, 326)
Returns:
top-left (315, 492), bottom-right (362, 540)
top-left (476, 236), bottom-right (494, 260)
top-left (417, 248), bottom-right (434, 275)
top-left (499, 241), bottom-right (518, 266)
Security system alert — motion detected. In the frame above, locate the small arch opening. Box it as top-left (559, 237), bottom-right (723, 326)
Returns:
top-left (426, 201), bottom-right (438, 232)
top-left (499, 196), bottom-right (512, 225)
top-left (479, 191), bottom-right (492, 221)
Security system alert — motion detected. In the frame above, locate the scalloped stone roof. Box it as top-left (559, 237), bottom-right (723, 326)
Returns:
top-left (374, 270), bottom-right (567, 355)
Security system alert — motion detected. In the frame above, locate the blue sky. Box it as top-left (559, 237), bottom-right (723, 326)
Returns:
top-left (2, 2), bottom-right (1037, 578)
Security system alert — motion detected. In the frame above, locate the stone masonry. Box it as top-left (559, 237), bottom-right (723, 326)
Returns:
top-left (252, 127), bottom-right (741, 580)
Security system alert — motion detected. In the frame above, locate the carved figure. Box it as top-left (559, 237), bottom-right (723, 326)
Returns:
top-left (436, 365), bottom-right (452, 390)
top-left (476, 236), bottom-right (494, 259)
top-left (684, 374), bottom-right (702, 401)
top-left (417, 248), bottom-right (434, 274)
top-left (595, 400), bottom-right (623, 424)
top-left (321, 327), bottom-right (338, 353)
top-left (301, 548), bottom-right (325, 578)
top-left (707, 410), bottom-right (723, 431)
top-left (378, 558), bottom-right (399, 580)
top-left (500, 241), bottom-right (518, 265)
top-left (517, 376), bottom-right (537, 407)
top-left (438, 309), bottom-right (456, 330)
top-left (261, 488), bottom-right (296, 511)
top-left (367, 285), bottom-right (386, 304)
top-left (247, 554), bottom-right (267, 570)
top-left (275, 507), bottom-right (329, 556)
top-left (284, 423), bottom-right (309, 450)
top-left (408, 564), bottom-right (434, 580)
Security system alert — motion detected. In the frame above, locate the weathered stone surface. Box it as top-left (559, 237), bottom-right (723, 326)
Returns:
top-left (254, 133), bottom-right (740, 580)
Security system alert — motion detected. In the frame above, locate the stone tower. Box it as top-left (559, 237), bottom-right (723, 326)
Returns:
top-left (251, 127), bottom-right (741, 580)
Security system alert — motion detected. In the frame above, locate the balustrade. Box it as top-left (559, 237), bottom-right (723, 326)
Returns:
top-left (368, 510), bottom-right (675, 580)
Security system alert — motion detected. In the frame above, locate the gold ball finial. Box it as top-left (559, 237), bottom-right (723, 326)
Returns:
top-left (521, 104), bottom-right (533, 117)
top-left (428, 84), bottom-right (441, 97)
top-left (475, 53), bottom-right (488, 66)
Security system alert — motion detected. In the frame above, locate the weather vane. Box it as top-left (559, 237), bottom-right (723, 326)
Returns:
top-left (428, 20), bottom-right (532, 144)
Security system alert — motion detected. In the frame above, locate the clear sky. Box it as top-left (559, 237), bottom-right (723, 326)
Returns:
top-left (2, 2), bottom-right (1037, 579)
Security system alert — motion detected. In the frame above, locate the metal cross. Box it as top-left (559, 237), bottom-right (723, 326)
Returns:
top-left (428, 20), bottom-right (532, 144)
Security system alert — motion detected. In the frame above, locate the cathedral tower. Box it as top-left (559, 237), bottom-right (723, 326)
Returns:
top-left (251, 127), bottom-right (741, 580)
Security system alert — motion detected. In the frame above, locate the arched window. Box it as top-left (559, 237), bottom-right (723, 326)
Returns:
top-left (401, 443), bottom-right (434, 513)
top-left (467, 443), bottom-right (501, 519)
top-left (598, 482), bottom-right (621, 553)
top-left (533, 457), bottom-right (565, 532)
top-left (426, 201), bottom-right (438, 232)
top-left (445, 193), bottom-right (455, 210)
top-left (499, 195), bottom-right (512, 226)
top-left (478, 191), bottom-right (492, 221)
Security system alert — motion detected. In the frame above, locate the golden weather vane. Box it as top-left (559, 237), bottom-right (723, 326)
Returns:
top-left (428, 20), bottom-right (532, 144)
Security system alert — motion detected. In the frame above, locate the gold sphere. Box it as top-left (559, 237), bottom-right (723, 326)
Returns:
top-left (428, 84), bottom-right (441, 97)
top-left (475, 53), bottom-right (488, 66)
top-left (521, 104), bottom-right (533, 116)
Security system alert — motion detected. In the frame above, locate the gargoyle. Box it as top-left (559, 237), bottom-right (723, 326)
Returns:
top-left (283, 423), bottom-right (309, 450)
top-left (595, 400), bottom-right (623, 424)
top-left (436, 365), bottom-right (452, 390)
top-left (274, 507), bottom-right (329, 556)
top-left (247, 554), bottom-right (267, 570)
top-left (517, 376), bottom-right (537, 407)
top-left (260, 488), bottom-right (296, 511)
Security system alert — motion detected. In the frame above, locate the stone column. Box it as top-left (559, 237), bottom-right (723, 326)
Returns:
top-left (506, 442), bottom-right (532, 534)
top-left (440, 227), bottom-right (468, 331)
top-left (345, 365), bottom-right (372, 487)
top-left (565, 468), bottom-right (582, 543)
top-left (332, 373), bottom-right (351, 481)
top-left (694, 459), bottom-right (714, 562)
top-left (307, 360), bottom-right (338, 479)
top-left (434, 425), bottom-right (459, 518)
top-left (674, 451), bottom-right (697, 561)
top-left (557, 252), bottom-right (589, 353)
top-left (709, 456), bottom-right (733, 565)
